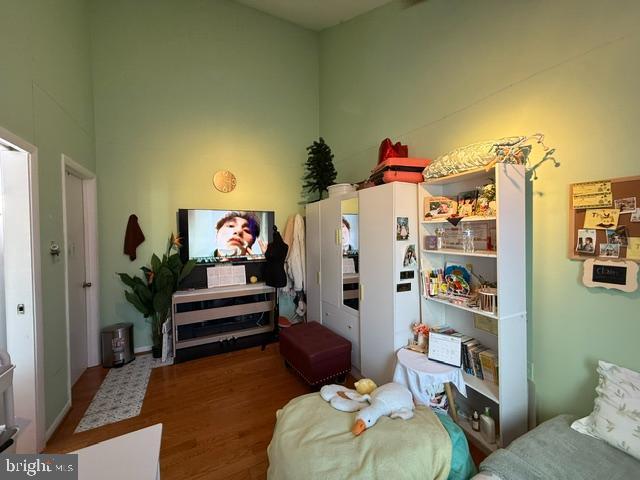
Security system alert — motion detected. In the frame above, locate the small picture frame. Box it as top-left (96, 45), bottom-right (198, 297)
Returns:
top-left (424, 235), bottom-right (438, 250)
top-left (424, 196), bottom-right (457, 219)
top-left (457, 190), bottom-right (478, 216)
top-left (631, 208), bottom-right (640, 223)
top-left (396, 217), bottom-right (409, 240)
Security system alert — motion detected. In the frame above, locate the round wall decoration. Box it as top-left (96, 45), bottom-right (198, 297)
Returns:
top-left (213, 170), bottom-right (237, 193)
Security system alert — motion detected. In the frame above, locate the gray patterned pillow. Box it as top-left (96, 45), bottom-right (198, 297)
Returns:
top-left (423, 135), bottom-right (539, 179)
top-left (572, 361), bottom-right (640, 461)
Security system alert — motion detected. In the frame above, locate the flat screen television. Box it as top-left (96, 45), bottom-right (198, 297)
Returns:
top-left (178, 209), bottom-right (275, 264)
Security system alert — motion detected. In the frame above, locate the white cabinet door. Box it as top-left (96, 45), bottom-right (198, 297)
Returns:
top-left (319, 198), bottom-right (341, 307)
top-left (359, 184), bottom-right (395, 384)
top-left (305, 202), bottom-right (322, 323)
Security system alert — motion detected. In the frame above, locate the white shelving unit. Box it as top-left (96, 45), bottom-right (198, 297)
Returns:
top-left (418, 163), bottom-right (527, 450)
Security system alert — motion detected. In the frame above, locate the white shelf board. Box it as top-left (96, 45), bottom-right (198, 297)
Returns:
top-left (422, 167), bottom-right (493, 186)
top-left (462, 371), bottom-right (499, 404)
top-left (457, 417), bottom-right (499, 455)
top-left (422, 216), bottom-right (496, 224)
top-left (421, 248), bottom-right (497, 258)
top-left (425, 295), bottom-right (499, 320)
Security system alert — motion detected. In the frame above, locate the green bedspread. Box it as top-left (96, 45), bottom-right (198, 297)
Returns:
top-left (480, 414), bottom-right (640, 480)
top-left (267, 393), bottom-right (475, 480)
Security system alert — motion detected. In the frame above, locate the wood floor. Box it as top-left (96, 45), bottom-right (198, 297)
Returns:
top-left (46, 343), bottom-right (483, 479)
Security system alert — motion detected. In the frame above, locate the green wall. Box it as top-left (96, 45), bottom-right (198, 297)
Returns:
top-left (319, 0), bottom-right (640, 420)
top-left (90, 0), bottom-right (319, 348)
top-left (0, 0), bottom-right (96, 427)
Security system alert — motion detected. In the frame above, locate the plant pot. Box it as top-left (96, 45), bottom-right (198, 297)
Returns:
top-left (151, 346), bottom-right (162, 359)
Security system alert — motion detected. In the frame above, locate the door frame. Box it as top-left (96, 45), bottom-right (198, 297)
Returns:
top-left (0, 125), bottom-right (45, 452)
top-left (61, 154), bottom-right (100, 403)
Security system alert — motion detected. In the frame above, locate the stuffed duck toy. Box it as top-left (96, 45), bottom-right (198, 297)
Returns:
top-left (320, 380), bottom-right (415, 436)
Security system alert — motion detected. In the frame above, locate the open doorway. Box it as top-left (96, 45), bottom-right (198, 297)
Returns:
top-left (0, 126), bottom-right (45, 453)
top-left (61, 155), bottom-right (100, 394)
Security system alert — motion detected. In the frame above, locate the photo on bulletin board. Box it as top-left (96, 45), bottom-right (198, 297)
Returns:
top-left (614, 197), bottom-right (636, 214)
top-left (606, 226), bottom-right (628, 247)
top-left (631, 209), bottom-right (640, 222)
top-left (396, 217), bottom-right (409, 240)
top-left (599, 243), bottom-right (620, 258)
top-left (576, 229), bottom-right (596, 254)
top-left (402, 244), bottom-right (418, 268)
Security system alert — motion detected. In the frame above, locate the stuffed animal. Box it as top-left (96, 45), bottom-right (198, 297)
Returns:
top-left (320, 381), bottom-right (415, 435)
top-left (354, 378), bottom-right (377, 395)
top-left (352, 382), bottom-right (415, 435)
top-left (320, 384), bottom-right (370, 412)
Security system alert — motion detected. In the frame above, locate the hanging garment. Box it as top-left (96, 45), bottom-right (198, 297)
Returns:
top-left (283, 214), bottom-right (306, 293)
top-left (123, 214), bottom-right (145, 261)
top-left (264, 226), bottom-right (288, 288)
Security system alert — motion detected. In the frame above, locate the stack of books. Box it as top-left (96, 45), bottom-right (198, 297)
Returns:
top-left (460, 336), bottom-right (498, 385)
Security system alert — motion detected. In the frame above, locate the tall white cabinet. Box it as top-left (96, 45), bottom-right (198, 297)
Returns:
top-left (359, 182), bottom-right (421, 384)
top-left (419, 163), bottom-right (527, 449)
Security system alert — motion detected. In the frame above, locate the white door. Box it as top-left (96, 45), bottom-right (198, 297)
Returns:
top-left (65, 171), bottom-right (87, 386)
top-left (0, 150), bottom-right (39, 452)
top-left (319, 198), bottom-right (341, 308)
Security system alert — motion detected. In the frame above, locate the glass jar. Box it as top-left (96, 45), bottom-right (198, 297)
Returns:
top-left (462, 228), bottom-right (475, 253)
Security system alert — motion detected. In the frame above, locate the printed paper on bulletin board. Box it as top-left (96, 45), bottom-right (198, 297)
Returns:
top-left (572, 181), bottom-right (612, 209)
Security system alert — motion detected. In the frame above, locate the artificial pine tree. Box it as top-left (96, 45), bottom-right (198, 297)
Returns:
top-left (303, 137), bottom-right (337, 201)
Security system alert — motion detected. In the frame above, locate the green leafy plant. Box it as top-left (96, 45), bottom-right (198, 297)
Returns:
top-left (117, 234), bottom-right (196, 353)
top-left (303, 137), bottom-right (337, 201)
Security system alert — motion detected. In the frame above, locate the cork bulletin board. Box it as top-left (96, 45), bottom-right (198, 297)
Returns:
top-left (569, 175), bottom-right (640, 262)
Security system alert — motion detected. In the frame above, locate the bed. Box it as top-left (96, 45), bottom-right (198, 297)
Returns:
top-left (267, 393), bottom-right (476, 480)
top-left (474, 415), bottom-right (640, 480)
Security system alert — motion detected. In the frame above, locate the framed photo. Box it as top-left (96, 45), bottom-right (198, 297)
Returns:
top-left (614, 197), bottom-right (636, 214)
top-left (424, 196), bottom-right (457, 219)
top-left (396, 217), bottom-right (409, 240)
top-left (576, 228), bottom-right (596, 254)
top-left (631, 208), bottom-right (640, 223)
top-left (457, 190), bottom-right (478, 216)
top-left (599, 243), bottom-right (620, 258)
top-left (606, 226), bottom-right (628, 247)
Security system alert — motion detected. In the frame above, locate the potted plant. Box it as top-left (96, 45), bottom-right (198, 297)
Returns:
top-left (118, 234), bottom-right (196, 357)
top-left (303, 137), bottom-right (337, 201)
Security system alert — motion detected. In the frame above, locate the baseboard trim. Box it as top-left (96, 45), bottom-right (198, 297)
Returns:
top-left (45, 400), bottom-right (71, 442)
top-left (134, 345), bottom-right (152, 354)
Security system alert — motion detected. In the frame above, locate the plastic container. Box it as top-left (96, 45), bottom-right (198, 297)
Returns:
top-left (327, 183), bottom-right (356, 198)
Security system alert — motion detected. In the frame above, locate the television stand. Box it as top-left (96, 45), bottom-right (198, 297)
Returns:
top-left (172, 283), bottom-right (276, 363)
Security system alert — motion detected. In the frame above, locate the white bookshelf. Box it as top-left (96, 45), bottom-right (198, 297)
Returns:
top-left (418, 163), bottom-right (527, 448)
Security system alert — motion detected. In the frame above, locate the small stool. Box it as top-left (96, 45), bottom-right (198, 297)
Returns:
top-left (392, 348), bottom-right (467, 422)
top-left (279, 322), bottom-right (351, 386)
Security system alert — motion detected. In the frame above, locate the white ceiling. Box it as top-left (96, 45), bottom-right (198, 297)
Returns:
top-left (234, 0), bottom-right (393, 31)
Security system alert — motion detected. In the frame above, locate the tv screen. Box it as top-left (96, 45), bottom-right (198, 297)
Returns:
top-left (178, 209), bottom-right (274, 264)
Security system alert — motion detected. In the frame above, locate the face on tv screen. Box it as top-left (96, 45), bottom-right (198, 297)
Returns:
top-left (186, 210), bottom-right (273, 263)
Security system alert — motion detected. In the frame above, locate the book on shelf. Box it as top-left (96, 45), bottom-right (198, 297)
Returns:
top-left (479, 350), bottom-right (499, 385)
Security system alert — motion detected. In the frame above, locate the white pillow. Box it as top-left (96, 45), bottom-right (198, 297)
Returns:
top-left (571, 360), bottom-right (640, 461)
